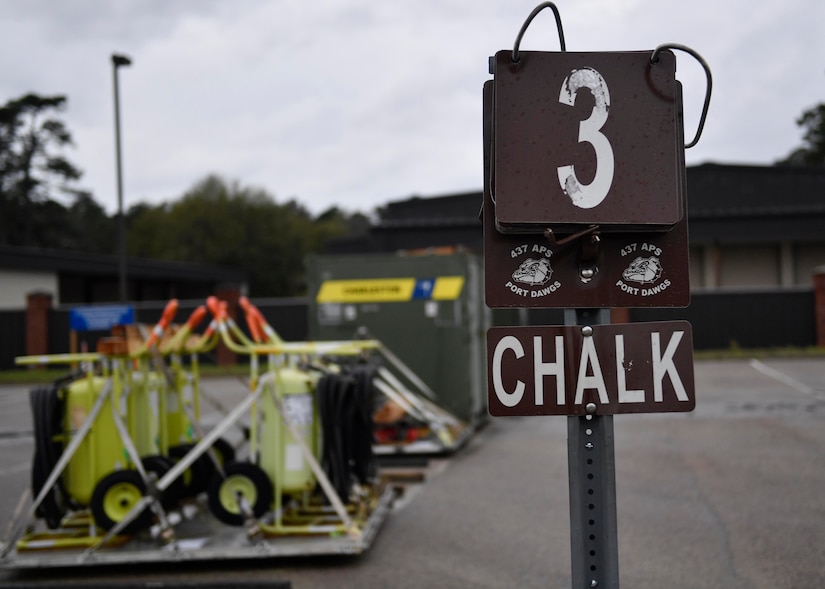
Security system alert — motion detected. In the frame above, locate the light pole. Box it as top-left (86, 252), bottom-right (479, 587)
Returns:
top-left (112, 53), bottom-right (131, 303)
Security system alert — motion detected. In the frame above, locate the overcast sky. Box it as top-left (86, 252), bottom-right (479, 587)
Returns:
top-left (1, 0), bottom-right (823, 216)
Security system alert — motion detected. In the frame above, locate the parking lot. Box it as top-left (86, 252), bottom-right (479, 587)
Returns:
top-left (1, 357), bottom-right (824, 588)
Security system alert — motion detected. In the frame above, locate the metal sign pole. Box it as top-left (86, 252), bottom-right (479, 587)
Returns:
top-left (484, 8), bottom-right (707, 587)
top-left (565, 308), bottom-right (619, 589)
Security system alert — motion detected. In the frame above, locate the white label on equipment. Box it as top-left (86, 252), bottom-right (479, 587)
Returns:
top-left (149, 390), bottom-right (159, 418)
top-left (285, 444), bottom-right (304, 471)
top-left (282, 394), bottom-right (313, 426)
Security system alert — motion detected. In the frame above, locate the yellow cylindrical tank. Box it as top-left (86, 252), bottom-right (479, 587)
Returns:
top-left (61, 376), bottom-right (129, 506)
top-left (129, 369), bottom-right (165, 457)
top-left (258, 367), bottom-right (318, 495)
top-left (165, 367), bottom-right (197, 447)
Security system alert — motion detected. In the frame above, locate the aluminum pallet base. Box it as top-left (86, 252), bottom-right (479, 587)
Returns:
top-left (0, 487), bottom-right (394, 570)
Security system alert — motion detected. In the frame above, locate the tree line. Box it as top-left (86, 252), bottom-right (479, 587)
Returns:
top-left (0, 93), bottom-right (369, 297)
top-left (2, 92), bottom-right (824, 295)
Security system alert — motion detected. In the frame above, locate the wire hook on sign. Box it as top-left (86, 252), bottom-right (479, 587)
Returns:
top-left (512, 1), bottom-right (566, 62)
top-left (651, 43), bottom-right (713, 148)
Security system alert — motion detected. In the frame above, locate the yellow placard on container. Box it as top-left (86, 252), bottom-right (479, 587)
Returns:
top-left (317, 277), bottom-right (464, 303)
top-left (431, 276), bottom-right (465, 300)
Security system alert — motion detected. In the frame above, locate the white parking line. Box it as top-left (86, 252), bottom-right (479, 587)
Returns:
top-left (0, 462), bottom-right (30, 477)
top-left (749, 359), bottom-right (825, 402)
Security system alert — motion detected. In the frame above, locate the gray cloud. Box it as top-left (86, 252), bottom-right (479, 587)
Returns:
top-left (0, 0), bottom-right (823, 215)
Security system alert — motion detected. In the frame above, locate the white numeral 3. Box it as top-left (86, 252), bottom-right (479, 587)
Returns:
top-left (557, 67), bottom-right (614, 209)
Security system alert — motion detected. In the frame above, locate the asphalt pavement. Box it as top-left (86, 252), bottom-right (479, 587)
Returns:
top-left (0, 358), bottom-right (823, 588)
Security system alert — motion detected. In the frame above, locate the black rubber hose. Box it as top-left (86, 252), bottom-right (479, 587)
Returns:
top-left (317, 372), bottom-right (352, 501)
top-left (316, 374), bottom-right (337, 497)
top-left (350, 365), bottom-right (376, 484)
top-left (333, 374), bottom-right (353, 500)
top-left (316, 365), bottom-right (378, 501)
top-left (29, 383), bottom-right (67, 529)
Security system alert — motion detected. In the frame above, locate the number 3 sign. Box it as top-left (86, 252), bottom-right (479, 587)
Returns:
top-left (491, 50), bottom-right (684, 234)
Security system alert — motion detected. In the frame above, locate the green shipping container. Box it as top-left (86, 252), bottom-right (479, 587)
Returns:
top-left (306, 251), bottom-right (488, 425)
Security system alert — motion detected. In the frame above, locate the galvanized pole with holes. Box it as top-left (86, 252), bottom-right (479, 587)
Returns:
top-left (566, 308), bottom-right (619, 589)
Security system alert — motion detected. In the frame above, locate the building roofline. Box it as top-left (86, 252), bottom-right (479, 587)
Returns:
top-left (690, 161), bottom-right (825, 174)
top-left (372, 163), bottom-right (825, 227)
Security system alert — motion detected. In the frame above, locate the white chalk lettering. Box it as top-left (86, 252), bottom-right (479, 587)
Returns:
top-left (533, 335), bottom-right (565, 406)
top-left (492, 336), bottom-right (526, 407)
top-left (652, 331), bottom-right (688, 401)
top-left (574, 337), bottom-right (609, 405)
top-left (615, 335), bottom-right (644, 403)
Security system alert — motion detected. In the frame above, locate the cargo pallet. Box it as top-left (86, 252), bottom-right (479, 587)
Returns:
top-left (1, 299), bottom-right (400, 570)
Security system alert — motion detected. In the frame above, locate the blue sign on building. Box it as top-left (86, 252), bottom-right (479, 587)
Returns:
top-left (69, 305), bottom-right (135, 332)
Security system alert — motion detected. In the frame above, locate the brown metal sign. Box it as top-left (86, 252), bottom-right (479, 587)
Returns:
top-left (491, 50), bottom-right (682, 234)
top-left (482, 80), bottom-right (690, 309)
top-left (487, 321), bottom-right (695, 417)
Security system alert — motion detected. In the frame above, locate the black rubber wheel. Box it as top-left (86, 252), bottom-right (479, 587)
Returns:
top-left (212, 436), bottom-right (236, 465)
top-left (169, 443), bottom-right (213, 497)
top-left (141, 454), bottom-right (187, 509)
top-left (90, 470), bottom-right (153, 534)
top-left (207, 461), bottom-right (273, 526)
top-left (169, 437), bottom-right (236, 498)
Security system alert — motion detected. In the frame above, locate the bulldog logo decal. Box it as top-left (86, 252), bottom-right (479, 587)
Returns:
top-left (504, 244), bottom-right (562, 299)
top-left (512, 258), bottom-right (553, 286)
top-left (622, 256), bottom-right (663, 284)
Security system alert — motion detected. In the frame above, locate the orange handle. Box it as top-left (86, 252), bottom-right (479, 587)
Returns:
top-left (252, 306), bottom-right (269, 339)
top-left (239, 296), bottom-right (263, 343)
top-left (160, 299), bottom-right (180, 326)
top-left (186, 305), bottom-right (207, 330)
top-left (201, 321), bottom-right (217, 339)
top-left (206, 296), bottom-right (225, 321)
top-left (145, 299), bottom-right (179, 348)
